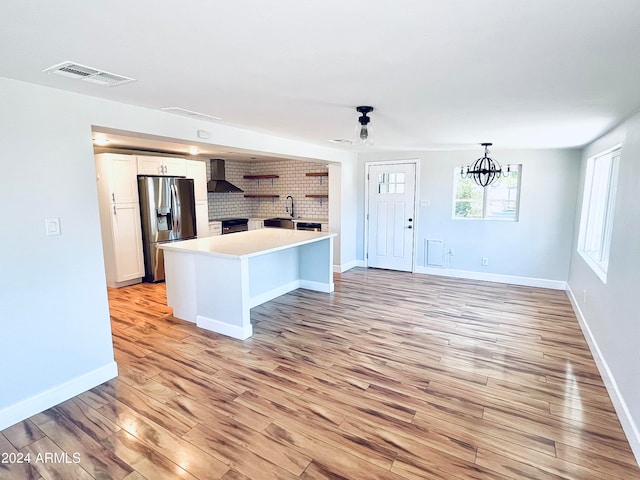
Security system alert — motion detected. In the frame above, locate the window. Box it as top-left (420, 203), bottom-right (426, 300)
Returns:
top-left (453, 165), bottom-right (521, 221)
top-left (378, 172), bottom-right (405, 194)
top-left (577, 146), bottom-right (620, 283)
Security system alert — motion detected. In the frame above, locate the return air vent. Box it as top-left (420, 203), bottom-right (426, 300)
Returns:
top-left (42, 61), bottom-right (135, 87)
top-left (161, 107), bottom-right (222, 122)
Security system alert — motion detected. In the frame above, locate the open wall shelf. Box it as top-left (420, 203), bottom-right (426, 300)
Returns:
top-left (244, 174), bottom-right (279, 187)
top-left (244, 194), bottom-right (279, 206)
top-left (306, 171), bottom-right (328, 185)
top-left (306, 194), bottom-right (328, 206)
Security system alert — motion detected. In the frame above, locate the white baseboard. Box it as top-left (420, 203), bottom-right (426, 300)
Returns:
top-left (249, 280), bottom-right (300, 308)
top-left (300, 279), bottom-right (334, 293)
top-left (333, 260), bottom-right (359, 273)
top-left (0, 362), bottom-right (118, 431)
top-left (566, 287), bottom-right (640, 464)
top-left (414, 266), bottom-right (567, 290)
top-left (196, 315), bottom-right (253, 340)
top-left (107, 278), bottom-right (141, 289)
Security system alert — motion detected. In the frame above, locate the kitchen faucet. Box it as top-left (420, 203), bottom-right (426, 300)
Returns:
top-left (285, 195), bottom-right (294, 218)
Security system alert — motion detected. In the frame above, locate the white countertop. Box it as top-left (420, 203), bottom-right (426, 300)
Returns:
top-left (246, 217), bottom-right (328, 222)
top-left (209, 218), bottom-right (328, 223)
top-left (293, 218), bottom-right (328, 223)
top-left (158, 228), bottom-right (336, 259)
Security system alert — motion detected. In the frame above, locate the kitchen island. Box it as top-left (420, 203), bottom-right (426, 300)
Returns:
top-left (158, 228), bottom-right (336, 339)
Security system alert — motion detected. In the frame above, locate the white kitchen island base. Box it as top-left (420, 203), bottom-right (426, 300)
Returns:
top-left (159, 229), bottom-right (336, 339)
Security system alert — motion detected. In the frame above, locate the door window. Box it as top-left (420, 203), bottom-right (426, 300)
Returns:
top-left (378, 172), bottom-right (406, 194)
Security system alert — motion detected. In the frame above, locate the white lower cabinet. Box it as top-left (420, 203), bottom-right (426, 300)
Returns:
top-left (209, 221), bottom-right (222, 236)
top-left (111, 203), bottom-right (145, 283)
top-left (248, 219), bottom-right (264, 230)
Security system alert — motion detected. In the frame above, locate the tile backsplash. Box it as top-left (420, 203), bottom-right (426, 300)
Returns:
top-left (206, 159), bottom-right (328, 220)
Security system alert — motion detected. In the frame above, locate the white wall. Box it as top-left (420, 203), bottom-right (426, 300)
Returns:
top-left (0, 76), bottom-right (356, 429)
top-left (357, 149), bottom-right (581, 286)
top-left (567, 112), bottom-right (640, 460)
top-left (0, 79), bottom-right (117, 428)
top-left (328, 160), bottom-right (358, 271)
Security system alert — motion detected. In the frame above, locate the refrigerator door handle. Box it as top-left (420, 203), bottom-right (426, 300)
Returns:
top-left (170, 183), bottom-right (181, 234)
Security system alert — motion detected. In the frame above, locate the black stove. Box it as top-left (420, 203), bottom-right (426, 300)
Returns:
top-left (212, 217), bottom-right (249, 234)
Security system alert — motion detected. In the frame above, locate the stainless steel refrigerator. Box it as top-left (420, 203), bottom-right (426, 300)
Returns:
top-left (138, 176), bottom-right (196, 282)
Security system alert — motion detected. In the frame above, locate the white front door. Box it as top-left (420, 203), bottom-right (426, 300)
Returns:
top-left (367, 163), bottom-right (416, 272)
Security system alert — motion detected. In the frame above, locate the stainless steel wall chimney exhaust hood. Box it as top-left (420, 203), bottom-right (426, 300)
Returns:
top-left (207, 159), bottom-right (244, 193)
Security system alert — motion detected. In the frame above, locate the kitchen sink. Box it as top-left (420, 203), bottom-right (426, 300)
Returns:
top-left (264, 217), bottom-right (295, 229)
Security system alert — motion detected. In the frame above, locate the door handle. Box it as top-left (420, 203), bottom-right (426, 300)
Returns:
top-left (170, 184), bottom-right (181, 232)
top-left (407, 225), bottom-right (413, 229)
top-left (408, 218), bottom-right (413, 222)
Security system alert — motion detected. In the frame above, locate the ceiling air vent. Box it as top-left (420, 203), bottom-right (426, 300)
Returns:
top-left (161, 107), bottom-right (222, 122)
top-left (42, 61), bottom-right (135, 87)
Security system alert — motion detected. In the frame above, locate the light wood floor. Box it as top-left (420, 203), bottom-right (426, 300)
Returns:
top-left (2, 268), bottom-right (639, 479)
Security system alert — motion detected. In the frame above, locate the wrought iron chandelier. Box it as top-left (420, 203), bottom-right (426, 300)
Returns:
top-left (461, 143), bottom-right (510, 187)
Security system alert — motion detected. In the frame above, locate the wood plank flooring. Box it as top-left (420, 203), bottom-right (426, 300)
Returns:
top-left (2, 268), bottom-right (639, 479)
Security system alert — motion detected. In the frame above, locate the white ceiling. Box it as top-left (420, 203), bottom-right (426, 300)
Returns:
top-left (2, 0), bottom-right (640, 153)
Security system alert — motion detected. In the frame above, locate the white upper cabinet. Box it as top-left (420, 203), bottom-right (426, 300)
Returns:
top-left (137, 155), bottom-right (186, 176)
top-left (96, 153), bottom-right (139, 204)
top-left (186, 160), bottom-right (208, 202)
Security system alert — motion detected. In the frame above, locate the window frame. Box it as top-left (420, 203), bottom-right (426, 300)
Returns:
top-left (452, 164), bottom-right (522, 221)
top-left (577, 145), bottom-right (620, 283)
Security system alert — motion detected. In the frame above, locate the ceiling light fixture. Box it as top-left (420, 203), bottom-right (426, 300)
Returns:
top-left (460, 143), bottom-right (510, 187)
top-left (355, 106), bottom-right (374, 146)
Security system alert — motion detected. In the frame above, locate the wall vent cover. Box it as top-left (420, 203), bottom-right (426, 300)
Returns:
top-left (161, 107), bottom-right (222, 122)
top-left (42, 61), bottom-right (135, 87)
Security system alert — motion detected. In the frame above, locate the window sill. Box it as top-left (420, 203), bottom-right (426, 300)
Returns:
top-left (452, 216), bottom-right (518, 222)
top-left (578, 250), bottom-right (608, 284)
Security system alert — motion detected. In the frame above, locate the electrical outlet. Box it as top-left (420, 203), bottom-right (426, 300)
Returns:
top-left (482, 257), bottom-right (489, 266)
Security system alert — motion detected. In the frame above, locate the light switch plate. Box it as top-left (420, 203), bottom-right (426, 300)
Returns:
top-left (45, 217), bottom-right (61, 236)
